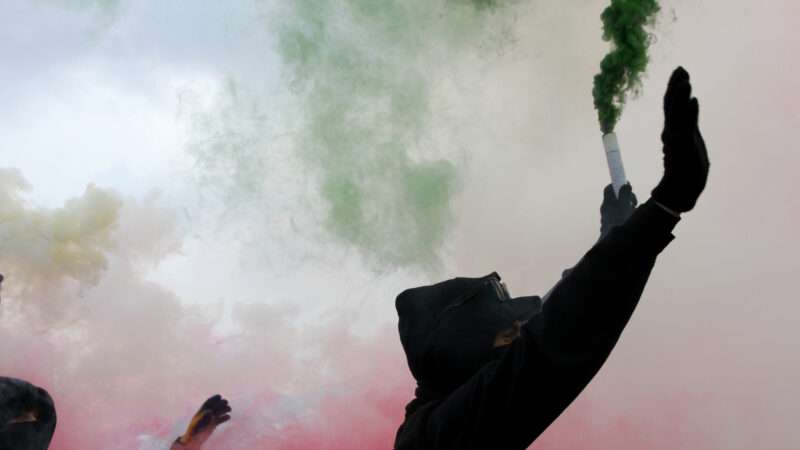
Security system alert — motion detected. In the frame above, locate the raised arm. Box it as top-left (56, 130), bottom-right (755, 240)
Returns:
top-left (170, 395), bottom-right (231, 450)
top-left (424, 67), bottom-right (709, 450)
top-left (517, 66), bottom-right (707, 444)
top-left (543, 182), bottom-right (639, 301)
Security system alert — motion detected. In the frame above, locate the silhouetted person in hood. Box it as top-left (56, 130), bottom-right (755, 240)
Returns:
top-left (393, 67), bottom-right (709, 450)
top-left (0, 275), bottom-right (55, 450)
top-left (0, 377), bottom-right (57, 450)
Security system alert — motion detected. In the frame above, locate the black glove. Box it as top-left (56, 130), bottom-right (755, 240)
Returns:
top-left (651, 67), bottom-right (710, 213)
top-left (173, 395), bottom-right (231, 448)
top-left (195, 395), bottom-right (231, 430)
top-left (600, 183), bottom-right (637, 239)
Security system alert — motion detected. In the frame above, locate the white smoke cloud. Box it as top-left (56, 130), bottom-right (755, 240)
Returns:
top-left (0, 1), bottom-right (797, 449)
top-left (0, 169), bottom-right (120, 314)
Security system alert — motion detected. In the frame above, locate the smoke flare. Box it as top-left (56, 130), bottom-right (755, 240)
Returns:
top-left (592, 0), bottom-right (660, 133)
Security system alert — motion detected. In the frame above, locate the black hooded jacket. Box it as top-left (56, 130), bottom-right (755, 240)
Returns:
top-left (394, 199), bottom-right (679, 450)
top-left (0, 377), bottom-right (57, 450)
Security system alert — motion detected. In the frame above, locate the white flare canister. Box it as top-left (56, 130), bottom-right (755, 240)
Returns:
top-left (602, 132), bottom-right (627, 197)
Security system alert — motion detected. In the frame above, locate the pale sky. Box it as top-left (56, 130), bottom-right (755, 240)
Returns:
top-left (0, 0), bottom-right (798, 448)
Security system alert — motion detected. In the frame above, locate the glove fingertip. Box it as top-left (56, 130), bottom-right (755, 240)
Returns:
top-left (666, 67), bottom-right (689, 99)
top-left (621, 184), bottom-right (637, 206)
top-left (671, 66), bottom-right (690, 83)
top-left (202, 395), bottom-right (221, 409)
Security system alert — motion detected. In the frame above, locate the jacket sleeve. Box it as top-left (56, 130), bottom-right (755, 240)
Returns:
top-left (424, 199), bottom-right (680, 450)
top-left (534, 198), bottom-right (678, 360)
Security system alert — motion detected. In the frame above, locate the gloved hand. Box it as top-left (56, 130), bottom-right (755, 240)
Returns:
top-left (600, 183), bottom-right (637, 239)
top-left (651, 67), bottom-right (710, 213)
top-left (172, 395), bottom-right (231, 449)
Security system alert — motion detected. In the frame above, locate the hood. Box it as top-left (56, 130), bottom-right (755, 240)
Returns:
top-left (0, 377), bottom-right (57, 450)
top-left (396, 272), bottom-right (541, 397)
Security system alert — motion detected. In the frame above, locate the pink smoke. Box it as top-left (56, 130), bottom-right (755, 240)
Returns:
top-left (3, 323), bottom-right (411, 450)
top-left (4, 313), bottom-right (724, 450)
top-left (0, 176), bottom-right (754, 450)
top-left (4, 334), bottom-right (691, 450)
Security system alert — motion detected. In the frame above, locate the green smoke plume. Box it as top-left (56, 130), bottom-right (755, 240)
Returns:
top-left (186, 79), bottom-right (270, 203)
top-left (593, 0), bottom-right (660, 134)
top-left (271, 0), bottom-right (518, 269)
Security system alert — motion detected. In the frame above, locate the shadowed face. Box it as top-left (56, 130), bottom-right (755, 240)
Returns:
top-left (489, 280), bottom-right (527, 348)
top-left (493, 320), bottom-right (526, 348)
top-left (7, 410), bottom-right (37, 424)
top-left (0, 379), bottom-right (57, 450)
top-left (397, 273), bottom-right (542, 395)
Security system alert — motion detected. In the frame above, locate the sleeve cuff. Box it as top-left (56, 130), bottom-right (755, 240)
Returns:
top-left (621, 198), bottom-right (681, 253)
